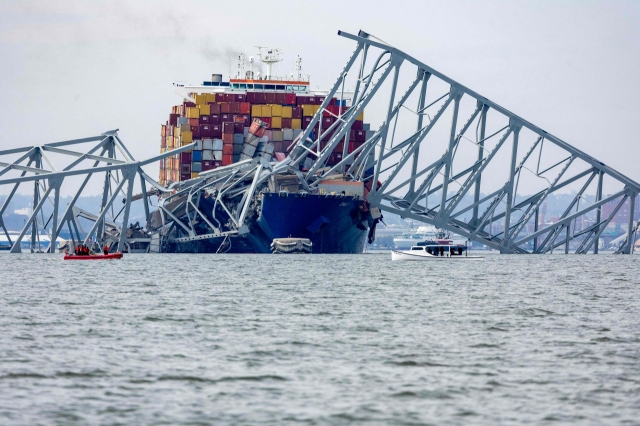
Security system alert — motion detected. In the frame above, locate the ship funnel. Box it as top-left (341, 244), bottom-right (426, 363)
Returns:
top-left (211, 74), bottom-right (222, 83)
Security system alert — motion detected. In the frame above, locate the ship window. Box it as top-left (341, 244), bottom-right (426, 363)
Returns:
top-left (247, 84), bottom-right (254, 89)
top-left (220, 82), bottom-right (230, 87)
top-left (232, 84), bottom-right (240, 89)
top-left (286, 85), bottom-right (294, 91)
top-left (254, 84), bottom-right (263, 89)
top-left (276, 85), bottom-right (285, 90)
top-left (411, 247), bottom-right (424, 251)
top-left (239, 84), bottom-right (246, 89)
top-left (265, 84), bottom-right (276, 90)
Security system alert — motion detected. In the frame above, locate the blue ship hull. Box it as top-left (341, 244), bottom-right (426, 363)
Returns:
top-left (247, 193), bottom-right (367, 254)
top-left (166, 192), bottom-right (367, 254)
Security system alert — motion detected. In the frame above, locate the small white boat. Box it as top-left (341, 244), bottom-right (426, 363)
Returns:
top-left (392, 245), bottom-right (484, 261)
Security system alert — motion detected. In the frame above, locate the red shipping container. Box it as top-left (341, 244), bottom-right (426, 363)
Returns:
top-left (210, 103), bottom-right (221, 115)
top-left (212, 160), bottom-right (222, 168)
top-left (223, 144), bottom-right (233, 155)
top-left (200, 115), bottom-right (210, 123)
top-left (234, 94), bottom-right (245, 102)
top-left (322, 116), bottom-right (335, 127)
top-left (303, 116), bottom-right (313, 127)
top-left (354, 130), bottom-right (366, 142)
top-left (221, 103), bottom-right (230, 113)
top-left (169, 114), bottom-right (179, 126)
top-left (233, 114), bottom-right (245, 123)
top-left (281, 118), bottom-right (292, 128)
top-left (316, 96), bottom-right (326, 105)
top-left (161, 136), bottom-right (166, 148)
top-left (276, 93), bottom-right (286, 104)
top-left (222, 133), bottom-right (234, 144)
top-left (181, 163), bottom-right (191, 174)
top-left (265, 93), bottom-right (277, 104)
top-left (230, 102), bottom-right (240, 114)
top-left (189, 118), bottom-right (199, 126)
top-left (221, 114), bottom-right (233, 123)
top-left (254, 92), bottom-right (267, 104)
top-left (261, 117), bottom-right (272, 128)
top-left (211, 125), bottom-right (222, 137)
top-left (240, 102), bottom-right (250, 114)
top-left (349, 130), bottom-right (355, 141)
top-left (223, 122), bottom-right (234, 134)
top-left (181, 173), bottom-right (191, 181)
top-left (296, 96), bottom-right (307, 106)
top-left (241, 114), bottom-right (251, 126)
top-left (307, 96), bottom-right (316, 105)
top-left (292, 107), bottom-right (302, 119)
top-left (183, 101), bottom-right (196, 108)
top-left (191, 126), bottom-right (201, 138)
top-left (285, 93), bottom-right (296, 105)
top-left (180, 152), bottom-right (191, 163)
top-left (222, 154), bottom-right (233, 166)
top-left (272, 141), bottom-right (283, 152)
top-left (210, 114), bottom-right (220, 124)
top-left (200, 124), bottom-right (211, 137)
top-left (202, 160), bottom-right (214, 171)
top-left (351, 120), bottom-right (363, 130)
top-left (233, 122), bottom-right (244, 133)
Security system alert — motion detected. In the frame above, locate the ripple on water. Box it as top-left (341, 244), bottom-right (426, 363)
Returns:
top-left (0, 252), bottom-right (639, 424)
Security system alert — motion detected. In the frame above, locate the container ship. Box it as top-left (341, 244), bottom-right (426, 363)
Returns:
top-left (152, 48), bottom-right (376, 253)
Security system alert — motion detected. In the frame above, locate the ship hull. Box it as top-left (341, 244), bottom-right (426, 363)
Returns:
top-left (164, 192), bottom-right (367, 254)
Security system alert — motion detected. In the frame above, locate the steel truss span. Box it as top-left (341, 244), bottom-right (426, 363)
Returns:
top-left (0, 130), bottom-right (190, 253)
top-left (288, 30), bottom-right (639, 254)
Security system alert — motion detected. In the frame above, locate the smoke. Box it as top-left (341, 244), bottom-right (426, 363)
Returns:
top-left (199, 44), bottom-right (240, 64)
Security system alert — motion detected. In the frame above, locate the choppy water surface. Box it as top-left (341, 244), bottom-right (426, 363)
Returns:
top-left (1, 253), bottom-right (639, 424)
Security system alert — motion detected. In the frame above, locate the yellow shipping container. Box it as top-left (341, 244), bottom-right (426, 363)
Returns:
top-left (357, 110), bottom-right (364, 121)
top-left (165, 136), bottom-right (172, 147)
top-left (271, 117), bottom-right (282, 129)
top-left (194, 94), bottom-right (207, 105)
top-left (291, 119), bottom-right (302, 129)
top-left (261, 105), bottom-right (272, 117)
top-left (187, 107), bottom-right (200, 119)
top-left (199, 104), bottom-right (210, 116)
top-left (313, 105), bottom-right (321, 115)
top-left (270, 104), bottom-right (282, 117)
top-left (182, 131), bottom-right (192, 143)
top-left (191, 172), bottom-right (200, 179)
top-left (251, 104), bottom-right (262, 116)
top-left (281, 106), bottom-right (292, 118)
top-left (302, 104), bottom-right (314, 117)
top-left (205, 93), bottom-right (216, 103)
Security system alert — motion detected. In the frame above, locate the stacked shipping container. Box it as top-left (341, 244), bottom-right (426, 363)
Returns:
top-left (159, 91), bottom-right (368, 186)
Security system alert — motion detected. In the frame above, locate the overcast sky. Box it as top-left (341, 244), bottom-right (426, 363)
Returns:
top-left (1, 0), bottom-right (639, 197)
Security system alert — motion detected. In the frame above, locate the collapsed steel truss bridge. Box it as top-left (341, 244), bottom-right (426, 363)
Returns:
top-left (0, 130), bottom-right (192, 253)
top-left (1, 30), bottom-right (638, 254)
top-left (286, 30), bottom-right (640, 254)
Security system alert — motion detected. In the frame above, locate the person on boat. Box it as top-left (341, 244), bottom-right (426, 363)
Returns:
top-left (440, 247), bottom-right (444, 257)
top-left (82, 245), bottom-right (89, 256)
top-left (103, 245), bottom-right (109, 255)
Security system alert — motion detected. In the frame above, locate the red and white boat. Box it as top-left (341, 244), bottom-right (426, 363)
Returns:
top-left (63, 252), bottom-right (123, 261)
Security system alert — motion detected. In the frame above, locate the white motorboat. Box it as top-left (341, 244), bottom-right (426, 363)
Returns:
top-left (391, 244), bottom-right (484, 261)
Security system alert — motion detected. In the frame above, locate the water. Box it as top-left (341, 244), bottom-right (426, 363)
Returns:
top-left (1, 253), bottom-right (639, 424)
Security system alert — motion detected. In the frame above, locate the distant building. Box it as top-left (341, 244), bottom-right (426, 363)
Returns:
top-left (602, 195), bottom-right (640, 225)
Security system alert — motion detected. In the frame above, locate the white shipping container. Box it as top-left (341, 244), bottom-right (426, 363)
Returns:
top-left (177, 117), bottom-right (189, 125)
top-left (212, 139), bottom-right (223, 150)
top-left (242, 144), bottom-right (256, 157)
top-left (233, 133), bottom-right (244, 145)
top-left (203, 139), bottom-right (213, 150)
top-left (213, 151), bottom-right (222, 161)
top-left (202, 150), bottom-right (213, 160)
top-left (283, 129), bottom-right (294, 140)
top-left (194, 140), bottom-right (203, 150)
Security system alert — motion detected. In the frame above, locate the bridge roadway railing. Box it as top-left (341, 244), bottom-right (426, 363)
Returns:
top-left (288, 30), bottom-right (639, 254)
